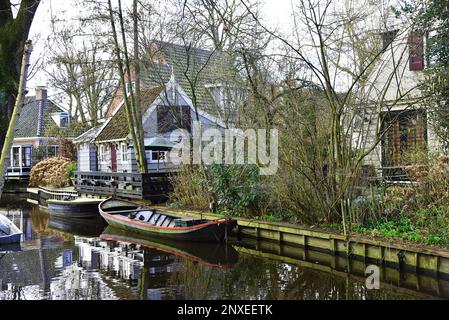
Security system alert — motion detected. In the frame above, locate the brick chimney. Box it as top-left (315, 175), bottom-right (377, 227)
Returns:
top-left (35, 86), bottom-right (47, 136)
top-left (35, 86), bottom-right (47, 101)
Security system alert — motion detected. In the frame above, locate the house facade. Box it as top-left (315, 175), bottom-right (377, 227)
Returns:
top-left (358, 25), bottom-right (442, 180)
top-left (7, 87), bottom-right (72, 179)
top-left (74, 41), bottom-right (230, 176)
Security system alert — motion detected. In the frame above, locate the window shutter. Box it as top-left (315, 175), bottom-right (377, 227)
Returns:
top-left (408, 33), bottom-right (424, 71)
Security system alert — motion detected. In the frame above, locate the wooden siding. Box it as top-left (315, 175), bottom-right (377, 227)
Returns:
top-left (89, 145), bottom-right (98, 171)
top-left (77, 143), bottom-right (91, 172)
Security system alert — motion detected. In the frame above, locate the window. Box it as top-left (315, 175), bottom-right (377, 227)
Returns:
top-left (47, 145), bottom-right (59, 157)
top-left (381, 30), bottom-right (398, 50)
top-left (408, 33), bottom-right (424, 71)
top-left (381, 110), bottom-right (427, 168)
top-left (120, 143), bottom-right (128, 162)
top-left (60, 112), bottom-right (69, 127)
top-left (157, 105), bottom-right (191, 133)
top-left (11, 147), bottom-right (20, 167)
top-left (150, 151), bottom-right (167, 163)
top-left (22, 146), bottom-right (32, 167)
top-left (99, 144), bottom-right (108, 162)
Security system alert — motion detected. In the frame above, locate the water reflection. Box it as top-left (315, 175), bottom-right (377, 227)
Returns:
top-left (0, 197), bottom-right (447, 300)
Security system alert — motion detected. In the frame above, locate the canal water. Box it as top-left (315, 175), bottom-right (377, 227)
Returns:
top-left (1, 195), bottom-right (448, 300)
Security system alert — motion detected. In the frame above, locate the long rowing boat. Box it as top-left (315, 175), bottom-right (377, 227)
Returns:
top-left (98, 198), bottom-right (237, 242)
top-left (46, 198), bottom-right (102, 218)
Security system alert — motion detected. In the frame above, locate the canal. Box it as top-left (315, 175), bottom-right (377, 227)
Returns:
top-left (0, 195), bottom-right (448, 300)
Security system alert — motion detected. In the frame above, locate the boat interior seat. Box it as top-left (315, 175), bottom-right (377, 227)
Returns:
top-left (145, 210), bottom-right (155, 222)
top-left (149, 213), bottom-right (160, 225)
top-left (156, 215), bottom-right (169, 227)
top-left (167, 220), bottom-right (176, 227)
top-left (160, 217), bottom-right (171, 227)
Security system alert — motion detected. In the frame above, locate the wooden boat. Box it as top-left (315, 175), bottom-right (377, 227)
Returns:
top-left (0, 214), bottom-right (22, 244)
top-left (98, 198), bottom-right (237, 242)
top-left (46, 198), bottom-right (103, 218)
top-left (100, 226), bottom-right (239, 268)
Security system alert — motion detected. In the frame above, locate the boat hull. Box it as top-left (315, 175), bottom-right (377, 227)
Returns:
top-left (0, 214), bottom-right (22, 245)
top-left (0, 233), bottom-right (21, 245)
top-left (46, 200), bottom-right (102, 218)
top-left (101, 213), bottom-right (235, 242)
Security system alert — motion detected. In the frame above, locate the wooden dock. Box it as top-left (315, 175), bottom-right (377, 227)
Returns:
top-left (74, 171), bottom-right (172, 202)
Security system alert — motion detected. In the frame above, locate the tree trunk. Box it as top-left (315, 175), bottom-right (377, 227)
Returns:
top-left (107, 0), bottom-right (148, 173)
top-left (0, 0), bottom-right (40, 149)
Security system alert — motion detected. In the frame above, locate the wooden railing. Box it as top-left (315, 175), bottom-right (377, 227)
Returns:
top-left (6, 166), bottom-right (31, 179)
top-left (74, 171), bottom-right (173, 201)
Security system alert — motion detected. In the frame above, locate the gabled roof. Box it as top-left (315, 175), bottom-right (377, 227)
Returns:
top-left (142, 40), bottom-right (233, 116)
top-left (14, 96), bottom-right (69, 138)
top-left (73, 124), bottom-right (104, 143)
top-left (94, 86), bottom-right (164, 142)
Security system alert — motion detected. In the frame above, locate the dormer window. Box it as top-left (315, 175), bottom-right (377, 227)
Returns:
top-left (205, 84), bottom-right (225, 109)
top-left (60, 112), bottom-right (69, 127)
top-left (51, 111), bottom-right (70, 128)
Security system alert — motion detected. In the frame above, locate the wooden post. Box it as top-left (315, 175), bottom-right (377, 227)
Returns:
top-left (0, 41), bottom-right (32, 199)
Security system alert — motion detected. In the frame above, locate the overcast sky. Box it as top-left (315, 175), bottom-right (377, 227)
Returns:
top-left (26, 0), bottom-right (295, 96)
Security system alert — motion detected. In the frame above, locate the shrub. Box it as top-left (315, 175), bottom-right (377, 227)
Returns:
top-left (357, 155), bottom-right (449, 245)
top-left (169, 165), bottom-right (212, 211)
top-left (206, 164), bottom-right (266, 216)
top-left (29, 157), bottom-right (73, 188)
top-left (66, 161), bottom-right (77, 177)
top-left (170, 164), bottom-right (268, 216)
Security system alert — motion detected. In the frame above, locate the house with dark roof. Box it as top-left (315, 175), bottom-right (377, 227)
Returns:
top-left (7, 87), bottom-right (72, 179)
top-left (73, 40), bottom-right (232, 175)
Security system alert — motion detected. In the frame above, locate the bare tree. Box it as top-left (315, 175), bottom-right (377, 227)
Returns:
top-left (45, 28), bottom-right (116, 127)
top-left (230, 0), bottom-right (431, 228)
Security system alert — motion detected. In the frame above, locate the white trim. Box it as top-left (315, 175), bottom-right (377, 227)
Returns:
top-left (12, 137), bottom-right (40, 141)
top-left (95, 138), bottom-right (127, 143)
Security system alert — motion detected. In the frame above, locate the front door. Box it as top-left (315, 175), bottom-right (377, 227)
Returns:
top-left (111, 144), bottom-right (117, 172)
